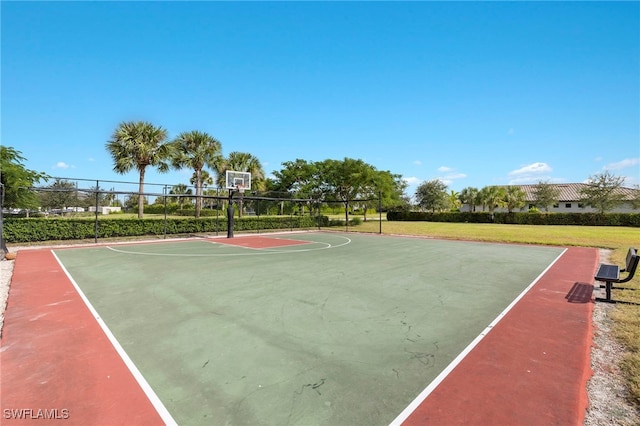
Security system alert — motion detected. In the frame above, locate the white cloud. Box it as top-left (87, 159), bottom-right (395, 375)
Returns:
top-left (436, 166), bottom-right (467, 187)
top-left (507, 162), bottom-right (553, 185)
top-left (507, 128), bottom-right (515, 135)
top-left (508, 162), bottom-right (552, 176)
top-left (438, 173), bottom-right (467, 187)
top-left (509, 176), bottom-right (564, 185)
top-left (413, 160), bottom-right (422, 166)
top-left (403, 176), bottom-right (421, 185)
top-left (53, 161), bottom-right (72, 169)
top-left (444, 173), bottom-right (467, 180)
top-left (603, 158), bottom-right (639, 171)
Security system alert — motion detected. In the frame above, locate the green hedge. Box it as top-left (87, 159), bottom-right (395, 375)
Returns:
top-left (387, 211), bottom-right (640, 227)
top-left (3, 215), bottom-right (326, 243)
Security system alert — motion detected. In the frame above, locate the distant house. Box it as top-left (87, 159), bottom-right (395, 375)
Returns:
top-left (89, 206), bottom-right (122, 215)
top-left (461, 183), bottom-right (639, 213)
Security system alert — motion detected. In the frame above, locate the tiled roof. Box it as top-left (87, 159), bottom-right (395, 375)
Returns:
top-left (504, 183), bottom-right (638, 202)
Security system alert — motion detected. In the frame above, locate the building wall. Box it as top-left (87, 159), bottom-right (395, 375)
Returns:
top-left (88, 206), bottom-right (122, 214)
top-left (461, 202), bottom-right (638, 214)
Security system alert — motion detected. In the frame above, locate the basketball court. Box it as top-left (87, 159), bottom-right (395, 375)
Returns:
top-left (0, 231), bottom-right (597, 425)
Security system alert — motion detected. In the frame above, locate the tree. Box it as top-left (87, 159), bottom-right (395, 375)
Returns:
top-left (191, 169), bottom-right (214, 189)
top-left (447, 190), bottom-right (461, 211)
top-left (86, 184), bottom-right (112, 210)
top-left (578, 171), bottom-right (627, 214)
top-left (106, 121), bottom-right (174, 218)
top-left (38, 179), bottom-right (78, 211)
top-left (631, 185), bottom-right (640, 209)
top-left (219, 152), bottom-right (265, 190)
top-left (0, 147), bottom-right (48, 256)
top-left (415, 179), bottom-right (448, 212)
top-left (0, 146), bottom-right (48, 210)
top-left (271, 159), bottom-right (408, 218)
top-left (459, 187), bottom-right (479, 212)
top-left (103, 187), bottom-right (118, 207)
top-left (317, 158), bottom-right (378, 224)
top-left (216, 152), bottom-right (265, 217)
top-left (533, 180), bottom-right (560, 212)
top-left (272, 159), bottom-right (317, 197)
top-left (504, 186), bottom-right (526, 213)
top-left (479, 186), bottom-right (506, 219)
top-left (169, 183), bottom-right (193, 209)
top-left (373, 171), bottom-right (410, 213)
top-left (270, 160), bottom-right (320, 215)
top-left (353, 169), bottom-right (407, 221)
top-left (124, 194), bottom-right (149, 211)
top-left (171, 130), bottom-right (222, 218)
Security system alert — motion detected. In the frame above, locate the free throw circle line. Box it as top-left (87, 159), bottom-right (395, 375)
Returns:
top-left (104, 236), bottom-right (351, 257)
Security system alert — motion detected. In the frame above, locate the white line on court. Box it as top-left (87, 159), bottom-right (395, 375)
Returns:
top-left (51, 251), bottom-right (178, 426)
top-left (388, 247), bottom-right (568, 426)
top-left (104, 235), bottom-right (352, 257)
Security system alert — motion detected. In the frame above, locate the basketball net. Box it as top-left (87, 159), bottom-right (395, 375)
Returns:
top-left (236, 183), bottom-right (245, 194)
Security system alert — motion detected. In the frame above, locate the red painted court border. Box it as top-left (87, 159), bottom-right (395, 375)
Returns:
top-left (0, 242), bottom-right (597, 425)
top-left (0, 250), bottom-right (173, 425)
top-left (395, 246), bottom-right (596, 425)
top-left (211, 235), bottom-right (312, 249)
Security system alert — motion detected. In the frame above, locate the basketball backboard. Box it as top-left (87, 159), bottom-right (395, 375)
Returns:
top-left (225, 170), bottom-right (251, 191)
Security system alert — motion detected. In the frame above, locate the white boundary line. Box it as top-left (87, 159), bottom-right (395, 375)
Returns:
top-left (104, 235), bottom-right (352, 257)
top-left (388, 247), bottom-right (568, 426)
top-left (51, 251), bottom-right (178, 426)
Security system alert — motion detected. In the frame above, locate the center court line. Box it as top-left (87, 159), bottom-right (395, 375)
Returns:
top-left (388, 247), bottom-right (568, 426)
top-left (51, 250), bottom-right (178, 426)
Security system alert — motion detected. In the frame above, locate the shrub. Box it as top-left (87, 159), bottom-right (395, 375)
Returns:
top-left (386, 211), bottom-right (640, 227)
top-left (3, 215), bottom-right (329, 243)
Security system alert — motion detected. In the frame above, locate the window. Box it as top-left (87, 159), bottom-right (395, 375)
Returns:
top-left (565, 203), bottom-right (572, 208)
top-left (553, 203), bottom-right (559, 208)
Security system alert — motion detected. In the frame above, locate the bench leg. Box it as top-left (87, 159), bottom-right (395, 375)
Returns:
top-left (606, 281), bottom-right (612, 302)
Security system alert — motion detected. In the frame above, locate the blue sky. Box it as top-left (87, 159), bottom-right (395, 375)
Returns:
top-left (2, 1), bottom-right (639, 197)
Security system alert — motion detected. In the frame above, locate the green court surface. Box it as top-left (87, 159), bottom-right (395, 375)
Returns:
top-left (53, 232), bottom-right (564, 425)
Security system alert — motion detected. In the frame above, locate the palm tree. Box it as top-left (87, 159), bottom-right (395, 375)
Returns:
top-left (191, 170), bottom-right (215, 211)
top-left (482, 186), bottom-right (506, 220)
top-left (216, 151), bottom-right (265, 189)
top-left (459, 187), bottom-right (479, 212)
top-left (172, 131), bottom-right (222, 218)
top-left (448, 190), bottom-right (461, 211)
top-left (504, 186), bottom-right (526, 213)
top-left (216, 151), bottom-right (265, 217)
top-left (106, 121), bottom-right (173, 218)
top-left (169, 183), bottom-right (193, 209)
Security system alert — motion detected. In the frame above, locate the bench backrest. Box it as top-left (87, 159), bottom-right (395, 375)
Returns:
top-left (624, 247), bottom-right (639, 276)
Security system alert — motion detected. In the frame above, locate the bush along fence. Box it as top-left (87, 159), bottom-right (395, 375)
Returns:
top-left (387, 211), bottom-right (640, 227)
top-left (3, 215), bottom-right (327, 243)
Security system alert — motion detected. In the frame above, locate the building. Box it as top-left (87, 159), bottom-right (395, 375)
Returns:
top-left (88, 206), bottom-right (122, 215)
top-left (461, 183), bottom-right (639, 213)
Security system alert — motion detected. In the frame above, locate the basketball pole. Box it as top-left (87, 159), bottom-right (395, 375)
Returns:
top-left (227, 189), bottom-right (235, 238)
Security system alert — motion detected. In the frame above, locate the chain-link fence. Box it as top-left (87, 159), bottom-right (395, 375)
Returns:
top-left (2, 177), bottom-right (383, 244)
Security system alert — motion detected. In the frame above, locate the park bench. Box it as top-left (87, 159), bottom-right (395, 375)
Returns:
top-left (594, 247), bottom-right (639, 303)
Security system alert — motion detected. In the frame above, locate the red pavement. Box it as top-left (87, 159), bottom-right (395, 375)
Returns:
top-left (0, 250), bottom-right (167, 425)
